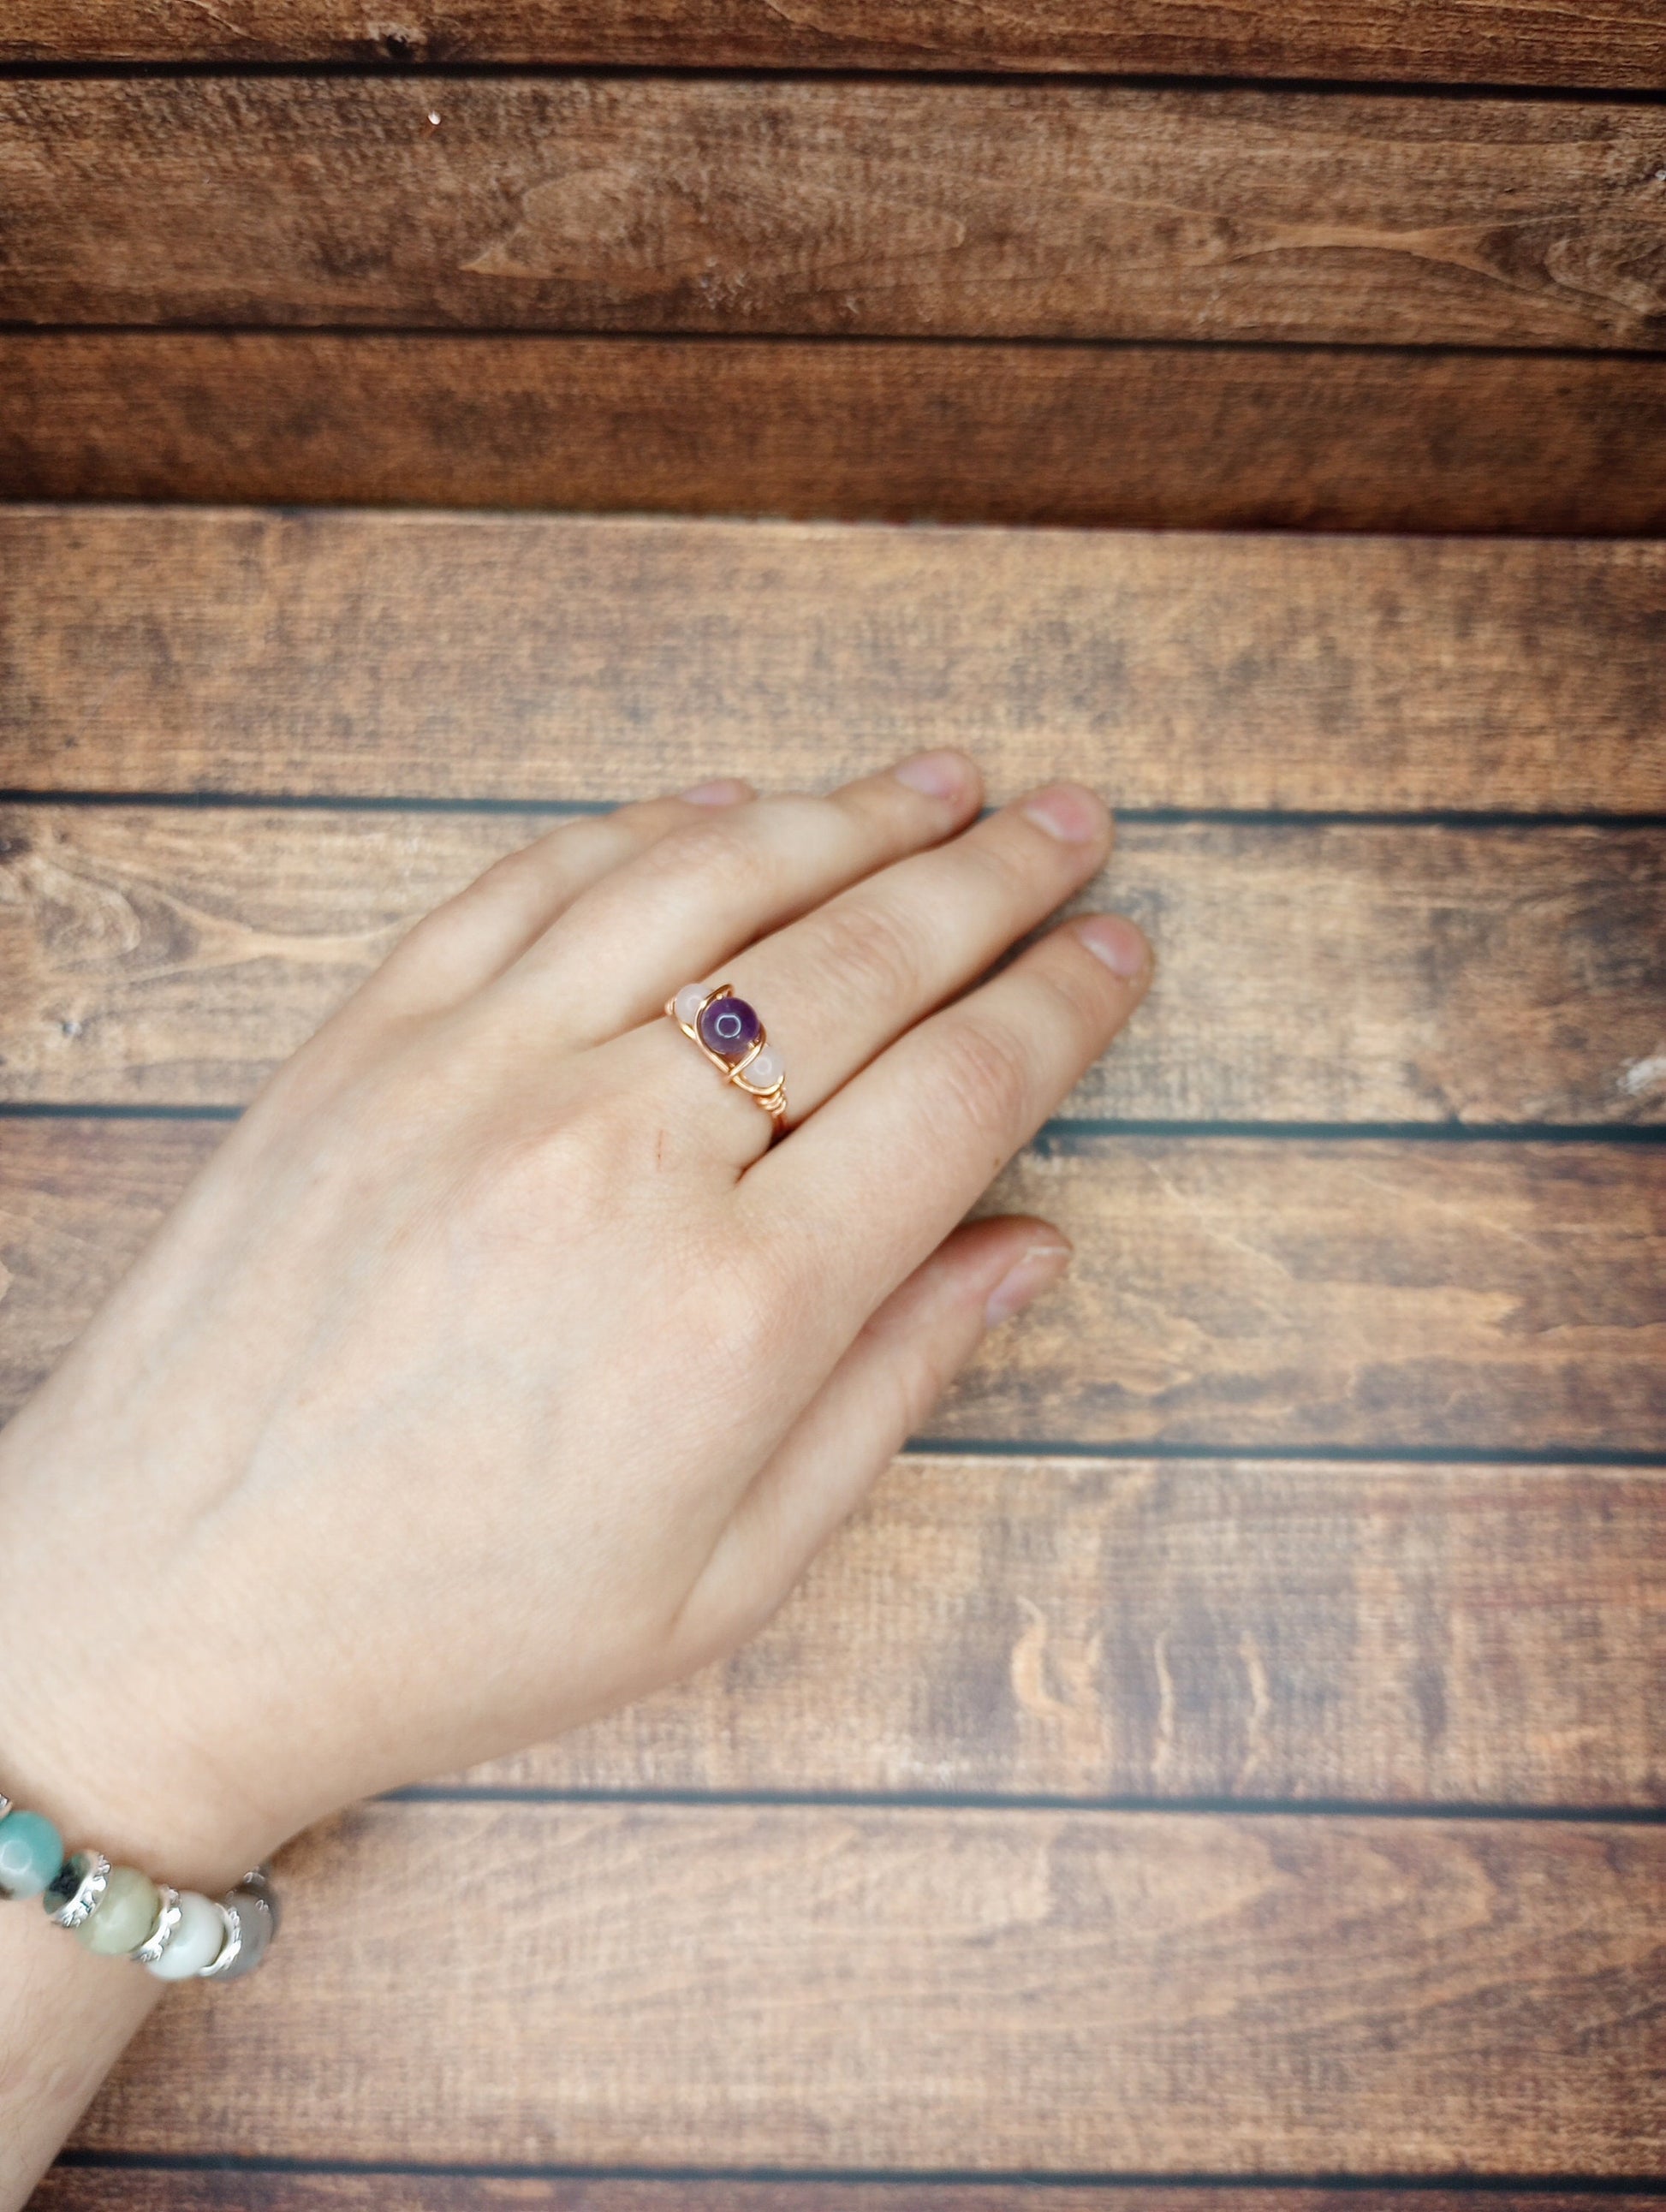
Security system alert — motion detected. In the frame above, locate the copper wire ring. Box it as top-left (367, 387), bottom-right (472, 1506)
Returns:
top-left (666, 982), bottom-right (788, 1135)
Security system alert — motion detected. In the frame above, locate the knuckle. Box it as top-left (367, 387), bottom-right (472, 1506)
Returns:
top-left (962, 828), bottom-right (1040, 911)
top-left (648, 812), bottom-right (762, 885)
top-left (937, 1011), bottom-right (1033, 1135)
top-left (809, 893), bottom-right (925, 1003)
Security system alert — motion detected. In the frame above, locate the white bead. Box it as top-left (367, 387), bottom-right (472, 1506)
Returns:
top-left (745, 1044), bottom-right (783, 1089)
top-left (145, 1888), bottom-right (225, 1980)
top-left (673, 984), bottom-right (706, 1026)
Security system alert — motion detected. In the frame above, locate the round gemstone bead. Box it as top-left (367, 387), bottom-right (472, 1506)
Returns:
top-left (698, 995), bottom-right (762, 1061)
top-left (672, 983), bottom-right (707, 1027)
top-left (145, 1888), bottom-right (228, 1981)
top-left (742, 1043), bottom-right (784, 1090)
top-left (0, 1810), bottom-right (64, 1901)
top-left (75, 1864), bottom-right (162, 1957)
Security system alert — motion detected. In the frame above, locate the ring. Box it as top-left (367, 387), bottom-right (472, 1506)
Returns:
top-left (667, 982), bottom-right (788, 1133)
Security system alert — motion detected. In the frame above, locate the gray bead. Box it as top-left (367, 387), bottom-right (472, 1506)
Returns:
top-left (201, 1888), bottom-right (275, 1981)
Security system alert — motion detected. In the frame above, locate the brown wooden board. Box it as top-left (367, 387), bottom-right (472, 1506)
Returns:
top-left (5, 511), bottom-right (1662, 812)
top-left (483, 1454), bottom-right (1666, 1806)
top-left (32, 2187), bottom-right (1666, 2212)
top-left (69, 1803), bottom-right (1666, 2169)
top-left (8, 0), bottom-right (1666, 89)
top-left (3, 806), bottom-right (1664, 1126)
top-left (6, 335), bottom-right (1665, 539)
top-left (3, 1118), bottom-right (1662, 1451)
top-left (3, 80), bottom-right (1664, 348)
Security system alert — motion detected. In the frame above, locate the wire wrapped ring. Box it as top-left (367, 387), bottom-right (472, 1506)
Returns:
top-left (667, 982), bottom-right (788, 1133)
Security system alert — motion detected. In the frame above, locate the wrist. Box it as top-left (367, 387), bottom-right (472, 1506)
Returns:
top-left (0, 1424), bottom-right (283, 1897)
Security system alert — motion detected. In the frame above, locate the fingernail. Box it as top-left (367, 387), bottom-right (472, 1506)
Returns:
top-left (1021, 783), bottom-right (1109, 844)
top-left (1074, 913), bottom-right (1150, 981)
top-left (985, 1237), bottom-right (1073, 1328)
top-left (680, 778), bottom-right (752, 807)
top-left (894, 749), bottom-right (973, 801)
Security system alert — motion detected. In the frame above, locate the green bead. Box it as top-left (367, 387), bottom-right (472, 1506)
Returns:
top-left (0, 1810), bottom-right (64, 1900)
top-left (75, 1864), bottom-right (162, 1957)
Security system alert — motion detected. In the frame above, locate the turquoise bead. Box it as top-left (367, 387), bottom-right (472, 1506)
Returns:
top-left (0, 1809), bottom-right (65, 1900)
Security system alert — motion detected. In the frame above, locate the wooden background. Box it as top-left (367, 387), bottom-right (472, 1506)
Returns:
top-left (3, 3), bottom-right (1663, 2205)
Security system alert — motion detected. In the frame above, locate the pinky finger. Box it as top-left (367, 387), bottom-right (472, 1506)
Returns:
top-left (679, 1215), bottom-right (1071, 1650)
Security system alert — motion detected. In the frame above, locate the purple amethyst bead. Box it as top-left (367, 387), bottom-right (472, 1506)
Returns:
top-left (697, 995), bottom-right (763, 1061)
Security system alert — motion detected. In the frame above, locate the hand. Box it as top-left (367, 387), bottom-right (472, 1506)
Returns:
top-left (0, 752), bottom-right (1149, 1889)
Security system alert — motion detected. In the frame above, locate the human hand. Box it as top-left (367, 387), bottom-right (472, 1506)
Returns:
top-left (0, 752), bottom-right (1149, 1889)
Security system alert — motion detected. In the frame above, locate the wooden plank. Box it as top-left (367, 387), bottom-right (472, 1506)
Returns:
top-left (3, 80), bottom-right (1664, 349)
top-left (5, 511), bottom-right (1662, 812)
top-left (9, 0), bottom-right (1666, 90)
top-left (5, 335), bottom-right (1664, 540)
top-left (70, 1803), bottom-right (1666, 2168)
top-left (486, 1454), bottom-right (1666, 1806)
top-left (33, 2185), bottom-right (1666, 2212)
top-left (3, 1120), bottom-right (1662, 1451)
top-left (4, 806), bottom-right (1664, 1127)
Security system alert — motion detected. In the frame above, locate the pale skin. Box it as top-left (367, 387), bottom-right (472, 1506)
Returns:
top-left (0, 750), bottom-right (1150, 2204)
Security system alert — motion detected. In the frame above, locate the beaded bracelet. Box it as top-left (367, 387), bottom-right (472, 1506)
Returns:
top-left (0, 1792), bottom-right (278, 1982)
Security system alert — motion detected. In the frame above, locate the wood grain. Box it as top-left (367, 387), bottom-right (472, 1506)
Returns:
top-left (33, 2187), bottom-right (1666, 2212)
top-left (7, 335), bottom-right (1665, 538)
top-left (9, 0), bottom-right (1666, 88)
top-left (4, 806), bottom-right (1664, 1127)
top-left (4, 1119), bottom-right (1662, 1451)
top-left (3, 80), bottom-right (1664, 348)
top-left (6, 510), bottom-right (1662, 812)
top-left (68, 1803), bottom-right (1666, 2168)
top-left (479, 1454), bottom-right (1666, 1806)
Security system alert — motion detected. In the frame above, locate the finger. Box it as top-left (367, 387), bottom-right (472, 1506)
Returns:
top-left (670, 782), bottom-right (1114, 1157)
top-left (744, 913), bottom-right (1151, 1336)
top-left (355, 782), bottom-right (756, 1022)
top-left (680, 1216), bottom-right (1071, 1648)
top-left (493, 750), bottom-right (984, 1043)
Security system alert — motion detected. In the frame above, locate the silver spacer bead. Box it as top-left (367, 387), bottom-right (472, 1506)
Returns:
top-left (130, 1885), bottom-right (181, 1967)
top-left (0, 1797), bottom-right (11, 1822)
top-left (45, 1851), bottom-right (110, 1930)
top-left (199, 1882), bottom-right (277, 1982)
top-left (197, 1898), bottom-right (243, 1979)
top-left (238, 1864), bottom-right (282, 1938)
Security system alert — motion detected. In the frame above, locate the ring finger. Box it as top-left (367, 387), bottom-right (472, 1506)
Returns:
top-left (645, 782), bottom-right (1116, 1162)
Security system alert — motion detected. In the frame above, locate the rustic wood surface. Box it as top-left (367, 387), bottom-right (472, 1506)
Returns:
top-left (4, 80), bottom-right (1664, 349)
top-left (34, 2188), bottom-right (1666, 2212)
top-left (66, 1803), bottom-right (1665, 2169)
top-left (6, 511), bottom-right (1663, 812)
top-left (476, 1454), bottom-right (1666, 1806)
top-left (4, 805), bottom-right (1664, 1126)
top-left (7, 335), bottom-right (1665, 538)
top-left (3, 1118), bottom-right (1661, 1451)
top-left (9, 0), bottom-right (1666, 87)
